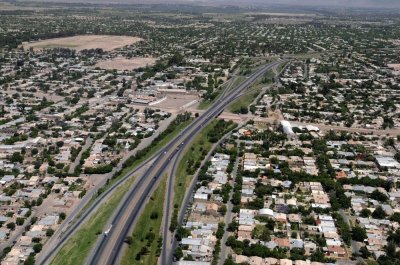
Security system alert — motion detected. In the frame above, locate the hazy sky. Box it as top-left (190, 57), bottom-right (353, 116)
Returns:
top-left (242, 0), bottom-right (400, 8)
top-left (20, 0), bottom-right (400, 9)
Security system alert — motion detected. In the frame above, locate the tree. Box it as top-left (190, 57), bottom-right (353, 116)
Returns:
top-left (240, 106), bottom-right (248, 114)
top-left (10, 152), bottom-right (23, 163)
top-left (36, 197), bottom-right (43, 206)
top-left (16, 217), bottom-right (25, 226)
top-left (150, 212), bottom-right (158, 220)
top-left (32, 237), bottom-right (41, 243)
top-left (125, 236), bottom-right (133, 245)
top-left (3, 246), bottom-right (11, 255)
top-left (24, 255), bottom-right (35, 265)
top-left (169, 53), bottom-right (184, 66)
top-left (7, 222), bottom-right (15, 230)
top-left (31, 148), bottom-right (38, 156)
top-left (227, 221), bottom-right (239, 232)
top-left (391, 212), bottom-right (400, 223)
top-left (249, 105), bottom-right (257, 114)
top-left (46, 228), bottom-right (54, 237)
top-left (59, 212), bottom-right (66, 220)
top-left (33, 243), bottom-right (42, 253)
top-left (218, 205), bottom-right (227, 215)
top-left (359, 246), bottom-right (371, 258)
top-left (175, 226), bottom-right (191, 242)
top-left (372, 206), bottom-right (386, 219)
top-left (360, 208), bottom-right (371, 218)
top-left (310, 249), bottom-right (326, 262)
top-left (371, 190), bottom-right (388, 202)
top-left (174, 247), bottom-right (184, 260)
top-left (352, 226), bottom-right (367, 242)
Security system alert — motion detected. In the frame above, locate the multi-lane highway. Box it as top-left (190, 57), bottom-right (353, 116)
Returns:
top-left (86, 60), bottom-right (283, 265)
top-left (38, 60), bottom-right (282, 265)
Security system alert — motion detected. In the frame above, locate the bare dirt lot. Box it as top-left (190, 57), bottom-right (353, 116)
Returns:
top-left (22, 35), bottom-right (142, 51)
top-left (94, 56), bottom-right (157, 70)
top-left (152, 94), bottom-right (199, 111)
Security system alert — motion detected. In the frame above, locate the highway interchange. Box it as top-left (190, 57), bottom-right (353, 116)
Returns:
top-left (39, 60), bottom-right (283, 265)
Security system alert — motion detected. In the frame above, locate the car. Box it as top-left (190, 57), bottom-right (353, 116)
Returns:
top-left (104, 224), bottom-right (113, 237)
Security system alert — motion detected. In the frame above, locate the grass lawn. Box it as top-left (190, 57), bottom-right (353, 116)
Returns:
top-left (50, 175), bottom-right (137, 265)
top-left (120, 176), bottom-right (167, 265)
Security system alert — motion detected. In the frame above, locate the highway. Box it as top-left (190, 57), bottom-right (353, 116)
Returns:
top-left (37, 116), bottom-right (177, 265)
top-left (159, 68), bottom-right (242, 263)
top-left (86, 60), bottom-right (283, 265)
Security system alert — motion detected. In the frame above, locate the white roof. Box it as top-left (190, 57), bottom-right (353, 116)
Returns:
top-left (181, 238), bottom-right (202, 246)
top-left (259, 208), bottom-right (274, 216)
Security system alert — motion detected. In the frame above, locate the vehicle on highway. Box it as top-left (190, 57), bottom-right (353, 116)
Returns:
top-left (104, 224), bottom-right (112, 237)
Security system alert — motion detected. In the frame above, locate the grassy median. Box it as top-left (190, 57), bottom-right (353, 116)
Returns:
top-left (120, 176), bottom-right (167, 265)
top-left (50, 175), bottom-right (137, 265)
top-left (170, 119), bottom-right (237, 231)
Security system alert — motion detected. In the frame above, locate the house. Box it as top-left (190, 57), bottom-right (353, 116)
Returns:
top-left (274, 213), bottom-right (287, 223)
top-left (327, 245), bottom-right (346, 257)
top-left (205, 203), bottom-right (219, 216)
top-left (273, 237), bottom-right (290, 248)
top-left (238, 225), bottom-right (253, 240)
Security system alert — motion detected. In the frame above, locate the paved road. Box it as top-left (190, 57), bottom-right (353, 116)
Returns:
top-left (159, 68), bottom-right (243, 265)
top-left (218, 152), bottom-right (240, 265)
top-left (214, 113), bottom-right (400, 137)
top-left (68, 137), bottom-right (93, 174)
top-left (0, 216), bottom-right (32, 253)
top-left (339, 209), bottom-right (361, 260)
top-left (87, 60), bottom-right (284, 265)
top-left (159, 143), bottom-right (184, 265)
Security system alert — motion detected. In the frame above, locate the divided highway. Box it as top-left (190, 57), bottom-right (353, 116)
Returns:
top-left (38, 60), bottom-right (282, 265)
top-left (86, 60), bottom-right (283, 265)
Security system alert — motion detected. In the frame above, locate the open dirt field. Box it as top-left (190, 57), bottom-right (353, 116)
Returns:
top-left (22, 35), bottom-right (142, 51)
top-left (95, 56), bottom-right (157, 70)
top-left (152, 94), bottom-right (199, 110)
